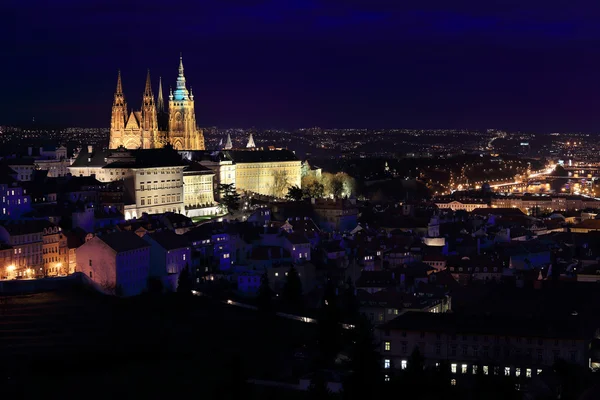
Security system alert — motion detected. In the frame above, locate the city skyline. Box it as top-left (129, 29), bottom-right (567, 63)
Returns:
top-left (5, 2), bottom-right (600, 131)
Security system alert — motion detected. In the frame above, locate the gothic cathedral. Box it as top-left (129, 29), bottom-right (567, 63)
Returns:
top-left (109, 56), bottom-right (205, 150)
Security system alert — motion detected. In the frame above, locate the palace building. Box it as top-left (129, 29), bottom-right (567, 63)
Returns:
top-left (69, 146), bottom-right (217, 220)
top-left (109, 56), bottom-right (205, 151)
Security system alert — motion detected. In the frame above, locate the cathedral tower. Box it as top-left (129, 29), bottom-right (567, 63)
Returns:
top-left (109, 70), bottom-right (127, 149)
top-left (141, 70), bottom-right (159, 149)
top-left (168, 55), bottom-right (205, 150)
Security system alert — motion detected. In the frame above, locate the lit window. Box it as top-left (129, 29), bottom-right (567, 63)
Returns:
top-left (472, 365), bottom-right (478, 375)
top-left (537, 369), bottom-right (542, 375)
top-left (450, 379), bottom-right (456, 386)
top-left (384, 375), bottom-right (390, 382)
top-left (275, 272), bottom-right (279, 277)
top-left (515, 368), bottom-right (520, 377)
top-left (526, 369), bottom-right (532, 378)
top-left (483, 366), bottom-right (489, 375)
top-left (384, 341), bottom-right (391, 351)
top-left (183, 254), bottom-right (186, 261)
top-left (401, 360), bottom-right (407, 370)
top-left (504, 367), bottom-right (510, 376)
top-left (384, 359), bottom-right (390, 369)
top-left (461, 364), bottom-right (467, 374)
top-left (451, 364), bottom-right (457, 374)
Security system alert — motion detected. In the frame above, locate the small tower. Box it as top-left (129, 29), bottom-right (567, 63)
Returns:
top-left (224, 133), bottom-right (233, 150)
top-left (246, 133), bottom-right (256, 148)
top-left (141, 69), bottom-right (158, 148)
top-left (157, 76), bottom-right (165, 113)
top-left (157, 76), bottom-right (169, 132)
top-left (109, 70), bottom-right (128, 149)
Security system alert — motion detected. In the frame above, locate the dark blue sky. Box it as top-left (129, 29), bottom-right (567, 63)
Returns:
top-left (3, 0), bottom-right (600, 131)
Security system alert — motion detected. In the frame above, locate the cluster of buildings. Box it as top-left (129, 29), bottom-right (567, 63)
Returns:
top-left (434, 192), bottom-right (600, 215)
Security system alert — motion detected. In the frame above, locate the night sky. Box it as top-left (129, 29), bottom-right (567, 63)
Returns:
top-left (3, 0), bottom-right (600, 131)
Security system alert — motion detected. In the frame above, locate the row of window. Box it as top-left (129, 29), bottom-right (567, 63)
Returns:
top-left (388, 331), bottom-right (579, 347)
top-left (140, 195), bottom-right (181, 206)
top-left (139, 169), bottom-right (181, 175)
top-left (383, 359), bottom-right (543, 379)
top-left (140, 179), bottom-right (182, 190)
top-left (385, 340), bottom-right (578, 361)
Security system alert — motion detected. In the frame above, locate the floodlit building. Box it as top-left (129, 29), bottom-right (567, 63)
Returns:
top-left (108, 56), bottom-right (205, 150)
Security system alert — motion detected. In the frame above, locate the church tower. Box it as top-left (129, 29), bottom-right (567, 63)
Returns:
top-left (109, 70), bottom-right (127, 149)
top-left (141, 70), bottom-right (159, 149)
top-left (168, 55), bottom-right (205, 150)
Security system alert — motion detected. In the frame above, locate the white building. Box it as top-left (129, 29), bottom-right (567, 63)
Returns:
top-left (76, 231), bottom-right (151, 296)
top-left (69, 146), bottom-right (187, 220)
top-left (34, 145), bottom-right (72, 177)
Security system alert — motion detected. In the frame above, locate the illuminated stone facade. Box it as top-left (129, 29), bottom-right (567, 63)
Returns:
top-left (69, 147), bottom-right (187, 220)
top-left (109, 56), bottom-right (205, 151)
top-left (224, 150), bottom-right (301, 198)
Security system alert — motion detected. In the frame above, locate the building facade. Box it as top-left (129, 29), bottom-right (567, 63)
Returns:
top-left (76, 231), bottom-right (151, 296)
top-left (378, 312), bottom-right (591, 383)
top-left (0, 220), bottom-right (54, 277)
top-left (224, 150), bottom-right (301, 198)
top-left (183, 162), bottom-right (218, 216)
top-left (69, 147), bottom-right (188, 220)
top-left (109, 56), bottom-right (205, 151)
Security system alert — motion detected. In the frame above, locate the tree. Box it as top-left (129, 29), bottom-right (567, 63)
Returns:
top-left (177, 264), bottom-right (193, 295)
top-left (218, 183), bottom-right (241, 214)
top-left (256, 272), bottom-right (274, 313)
top-left (342, 315), bottom-right (382, 400)
top-left (341, 277), bottom-right (359, 324)
top-left (282, 266), bottom-right (303, 312)
top-left (404, 347), bottom-right (426, 387)
top-left (336, 172), bottom-right (356, 198)
top-left (285, 185), bottom-right (304, 202)
top-left (271, 170), bottom-right (290, 198)
top-left (323, 172), bottom-right (344, 198)
top-left (316, 279), bottom-right (342, 366)
top-left (302, 175), bottom-right (325, 199)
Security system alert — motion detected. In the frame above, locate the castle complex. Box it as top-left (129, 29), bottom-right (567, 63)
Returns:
top-left (109, 56), bottom-right (205, 151)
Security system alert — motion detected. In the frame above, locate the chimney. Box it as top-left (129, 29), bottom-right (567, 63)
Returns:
top-left (87, 145), bottom-right (93, 154)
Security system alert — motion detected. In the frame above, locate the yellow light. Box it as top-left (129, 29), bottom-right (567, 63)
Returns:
top-left (6, 265), bottom-right (15, 272)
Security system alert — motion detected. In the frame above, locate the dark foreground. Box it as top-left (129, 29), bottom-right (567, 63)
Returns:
top-left (0, 288), bottom-right (312, 399)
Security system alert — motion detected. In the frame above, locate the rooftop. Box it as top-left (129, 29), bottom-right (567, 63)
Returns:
top-left (380, 311), bottom-right (589, 340)
top-left (97, 231), bottom-right (150, 253)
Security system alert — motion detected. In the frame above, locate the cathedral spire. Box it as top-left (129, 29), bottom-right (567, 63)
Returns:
top-left (144, 69), bottom-right (153, 96)
top-left (116, 69), bottom-right (123, 95)
top-left (179, 53), bottom-right (184, 77)
top-left (246, 133), bottom-right (256, 148)
top-left (225, 133), bottom-right (233, 150)
top-left (173, 54), bottom-right (189, 100)
top-left (157, 76), bottom-right (164, 112)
